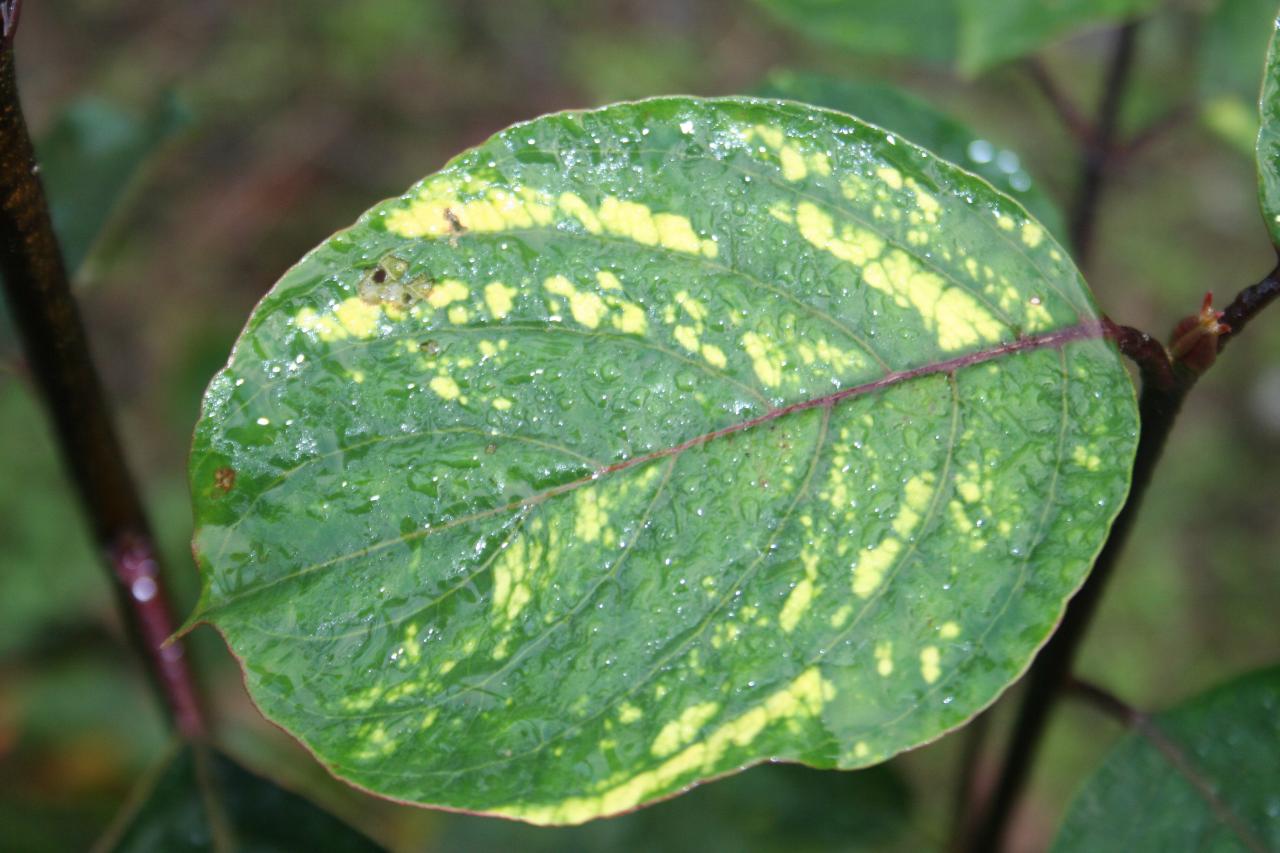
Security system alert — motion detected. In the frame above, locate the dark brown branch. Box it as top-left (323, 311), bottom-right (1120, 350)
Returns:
top-left (0, 35), bottom-right (203, 736)
top-left (1116, 101), bottom-right (1194, 163)
top-left (1024, 58), bottom-right (1095, 148)
top-left (1066, 678), bottom-right (1268, 853)
top-left (964, 258), bottom-right (1280, 850)
top-left (1065, 675), bottom-right (1144, 726)
top-left (1068, 21), bottom-right (1141, 266)
top-left (1218, 256), bottom-right (1280, 352)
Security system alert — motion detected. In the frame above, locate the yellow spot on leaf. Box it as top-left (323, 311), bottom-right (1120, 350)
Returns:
top-left (597, 270), bottom-right (623, 290)
top-left (484, 282), bottom-right (517, 319)
top-left (492, 397), bottom-right (513, 411)
top-left (853, 473), bottom-right (935, 597)
top-left (429, 376), bottom-right (461, 400)
top-left (334, 297), bottom-right (381, 339)
top-left (1072, 445), bottom-right (1102, 471)
top-left (612, 302), bottom-right (648, 335)
top-left (875, 641), bottom-right (894, 676)
top-left (780, 578), bottom-right (814, 633)
top-left (386, 181), bottom-right (556, 238)
top-left (428, 279), bottom-right (470, 309)
top-left (492, 537), bottom-right (535, 622)
top-left (502, 668), bottom-right (831, 824)
top-left (862, 250), bottom-right (1005, 351)
top-left (741, 331), bottom-right (784, 388)
top-left (1021, 222), bottom-right (1044, 248)
top-left (447, 305), bottom-right (470, 325)
top-left (853, 538), bottom-right (901, 599)
top-left (651, 702), bottom-right (720, 757)
top-left (920, 646), bottom-right (941, 684)
top-left (545, 274), bottom-right (606, 329)
top-left (674, 324), bottom-right (700, 353)
top-left (701, 343), bottom-right (727, 369)
top-left (654, 213), bottom-right (702, 254)
top-left (600, 196), bottom-right (659, 245)
top-left (877, 166), bottom-right (903, 189)
top-left (939, 621), bottom-right (960, 640)
top-left (780, 146), bottom-right (807, 181)
top-left (574, 488), bottom-right (608, 543)
top-left (618, 703), bottom-right (642, 724)
top-left (295, 307), bottom-right (347, 342)
top-left (559, 192), bottom-right (602, 233)
top-left (796, 202), bottom-right (885, 265)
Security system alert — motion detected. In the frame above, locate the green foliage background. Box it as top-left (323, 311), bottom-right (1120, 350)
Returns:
top-left (1, 1), bottom-right (1278, 849)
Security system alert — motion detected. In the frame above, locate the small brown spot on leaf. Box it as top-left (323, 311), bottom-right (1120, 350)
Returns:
top-left (444, 207), bottom-right (465, 233)
top-left (485, 442), bottom-right (498, 455)
top-left (420, 340), bottom-right (440, 355)
top-left (444, 208), bottom-right (465, 247)
top-left (214, 467), bottom-right (236, 493)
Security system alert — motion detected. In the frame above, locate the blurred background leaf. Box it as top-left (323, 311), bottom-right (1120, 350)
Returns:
top-left (1199, 0), bottom-right (1276, 155)
top-left (956, 0), bottom-right (1158, 76)
top-left (38, 92), bottom-right (192, 277)
top-left (750, 0), bottom-right (958, 63)
top-left (432, 763), bottom-right (912, 853)
top-left (100, 744), bottom-right (382, 852)
top-left (1052, 666), bottom-right (1280, 852)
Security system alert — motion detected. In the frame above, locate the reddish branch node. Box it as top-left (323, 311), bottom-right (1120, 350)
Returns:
top-left (1169, 291), bottom-right (1231, 373)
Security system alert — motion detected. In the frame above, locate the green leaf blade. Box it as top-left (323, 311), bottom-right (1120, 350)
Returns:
top-left (957, 0), bottom-right (1157, 75)
top-left (1256, 10), bottom-right (1280, 245)
top-left (750, 0), bottom-right (958, 63)
top-left (189, 97), bottom-right (1137, 824)
top-left (1053, 667), bottom-right (1280, 852)
top-left (756, 70), bottom-right (1066, 239)
top-left (102, 745), bottom-right (381, 852)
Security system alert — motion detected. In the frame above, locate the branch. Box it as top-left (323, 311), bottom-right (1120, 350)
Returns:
top-left (1115, 101), bottom-right (1194, 163)
top-left (1068, 21), bottom-right (1141, 266)
top-left (0, 28), bottom-right (204, 736)
top-left (963, 260), bottom-right (1280, 850)
top-left (1023, 58), bottom-right (1096, 148)
top-left (1218, 256), bottom-right (1280, 352)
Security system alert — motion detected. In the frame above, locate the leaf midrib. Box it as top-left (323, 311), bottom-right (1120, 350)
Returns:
top-left (194, 320), bottom-right (1109, 622)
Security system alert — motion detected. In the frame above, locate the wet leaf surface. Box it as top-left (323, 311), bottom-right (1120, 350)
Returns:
top-left (188, 97), bottom-right (1137, 823)
top-left (756, 70), bottom-right (1065, 238)
top-left (1256, 9), bottom-right (1280, 246)
top-left (1053, 666), bottom-right (1280, 852)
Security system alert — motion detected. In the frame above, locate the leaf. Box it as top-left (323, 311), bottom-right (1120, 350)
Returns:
top-left (187, 97), bottom-right (1138, 824)
top-left (0, 379), bottom-right (106, 656)
top-left (756, 70), bottom-right (1066, 239)
top-left (1200, 0), bottom-right (1276, 156)
top-left (38, 92), bottom-right (192, 275)
top-left (1256, 7), bottom-right (1280, 245)
top-left (99, 744), bottom-right (382, 852)
top-left (435, 762), bottom-right (910, 852)
top-left (749, 0), bottom-right (957, 63)
top-left (957, 0), bottom-right (1157, 76)
top-left (1053, 666), bottom-right (1280, 852)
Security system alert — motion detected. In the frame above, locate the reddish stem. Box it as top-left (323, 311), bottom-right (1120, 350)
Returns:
top-left (0, 29), bottom-right (204, 736)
